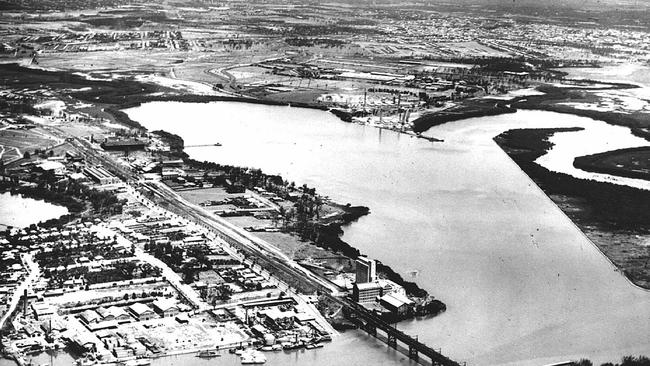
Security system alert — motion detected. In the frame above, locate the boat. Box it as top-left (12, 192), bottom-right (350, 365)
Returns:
top-left (282, 342), bottom-right (304, 350)
top-left (196, 350), bottom-right (221, 358)
top-left (319, 335), bottom-right (332, 342)
top-left (76, 358), bottom-right (96, 366)
top-left (258, 344), bottom-right (282, 352)
top-left (240, 351), bottom-right (266, 365)
top-left (122, 359), bottom-right (151, 366)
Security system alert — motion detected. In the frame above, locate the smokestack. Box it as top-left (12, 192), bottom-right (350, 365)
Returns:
top-left (23, 289), bottom-right (28, 317)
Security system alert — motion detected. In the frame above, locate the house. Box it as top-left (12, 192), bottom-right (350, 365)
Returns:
top-left (31, 302), bottom-right (55, 320)
top-left (96, 307), bottom-right (114, 321)
top-left (79, 309), bottom-right (101, 324)
top-left (40, 318), bottom-right (66, 333)
top-left (22, 324), bottom-right (42, 337)
top-left (151, 299), bottom-right (179, 318)
top-left (161, 167), bottom-right (183, 179)
top-left (113, 346), bottom-right (134, 358)
top-left (107, 306), bottom-right (132, 323)
top-left (62, 278), bottom-right (85, 290)
top-left (98, 332), bottom-right (120, 350)
top-left (128, 303), bottom-right (156, 321)
top-left (130, 341), bottom-right (147, 356)
top-left (294, 312), bottom-right (315, 325)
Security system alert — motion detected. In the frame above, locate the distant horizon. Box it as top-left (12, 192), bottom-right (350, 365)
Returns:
top-left (335, 0), bottom-right (650, 10)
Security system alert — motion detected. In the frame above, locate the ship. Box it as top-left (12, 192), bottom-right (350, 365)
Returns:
top-left (196, 350), bottom-right (221, 358)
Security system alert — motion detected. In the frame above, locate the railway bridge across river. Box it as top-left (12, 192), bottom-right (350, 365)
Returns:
top-left (342, 299), bottom-right (463, 366)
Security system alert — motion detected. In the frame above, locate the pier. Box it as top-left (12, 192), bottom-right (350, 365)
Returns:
top-left (184, 143), bottom-right (222, 148)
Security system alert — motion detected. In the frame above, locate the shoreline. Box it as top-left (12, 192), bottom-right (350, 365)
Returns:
top-left (412, 80), bottom-right (646, 137)
top-left (165, 154), bottom-right (441, 306)
top-left (494, 132), bottom-right (650, 296)
top-left (494, 128), bottom-right (650, 290)
top-left (109, 74), bottom-right (650, 307)
top-left (141, 130), bottom-right (446, 318)
top-left (9, 60), bottom-right (648, 315)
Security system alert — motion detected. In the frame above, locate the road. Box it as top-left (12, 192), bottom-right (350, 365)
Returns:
top-left (130, 241), bottom-right (211, 311)
top-left (122, 184), bottom-right (337, 334)
top-left (37, 130), bottom-right (340, 333)
top-left (0, 253), bottom-right (39, 329)
top-left (144, 179), bottom-right (340, 294)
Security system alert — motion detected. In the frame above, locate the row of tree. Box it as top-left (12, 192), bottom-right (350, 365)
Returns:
top-left (575, 356), bottom-right (650, 366)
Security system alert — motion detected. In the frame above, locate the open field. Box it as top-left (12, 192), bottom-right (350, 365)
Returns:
top-left (0, 127), bottom-right (61, 161)
top-left (176, 187), bottom-right (353, 263)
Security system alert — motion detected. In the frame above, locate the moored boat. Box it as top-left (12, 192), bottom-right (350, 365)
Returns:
top-left (196, 350), bottom-right (220, 358)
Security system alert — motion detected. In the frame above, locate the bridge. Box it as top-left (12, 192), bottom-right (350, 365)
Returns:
top-left (335, 297), bottom-right (463, 366)
top-left (139, 179), bottom-right (463, 366)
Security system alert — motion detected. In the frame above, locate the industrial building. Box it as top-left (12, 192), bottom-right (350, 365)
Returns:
top-left (127, 303), bottom-right (156, 321)
top-left (151, 299), bottom-right (180, 318)
top-left (355, 256), bottom-right (376, 284)
top-left (84, 166), bottom-right (121, 185)
top-left (379, 292), bottom-right (414, 316)
top-left (352, 281), bottom-right (383, 304)
top-left (100, 137), bottom-right (147, 151)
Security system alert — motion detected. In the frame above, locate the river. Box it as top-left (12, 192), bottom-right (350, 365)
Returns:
top-left (0, 192), bottom-right (69, 230)
top-left (125, 101), bottom-right (650, 366)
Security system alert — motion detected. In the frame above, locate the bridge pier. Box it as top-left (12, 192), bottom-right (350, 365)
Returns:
top-left (387, 333), bottom-right (397, 349)
top-left (365, 323), bottom-right (377, 336)
top-left (409, 342), bottom-right (419, 360)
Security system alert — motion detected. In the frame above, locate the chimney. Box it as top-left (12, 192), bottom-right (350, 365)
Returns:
top-left (23, 288), bottom-right (28, 317)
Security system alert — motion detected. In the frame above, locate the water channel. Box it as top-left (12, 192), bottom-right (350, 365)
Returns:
top-left (125, 101), bottom-right (650, 366)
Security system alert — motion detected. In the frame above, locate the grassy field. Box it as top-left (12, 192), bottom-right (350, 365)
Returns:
top-left (0, 127), bottom-right (61, 161)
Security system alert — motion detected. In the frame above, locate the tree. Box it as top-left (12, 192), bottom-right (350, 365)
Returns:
top-left (216, 285), bottom-right (232, 301)
top-left (621, 356), bottom-right (650, 366)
